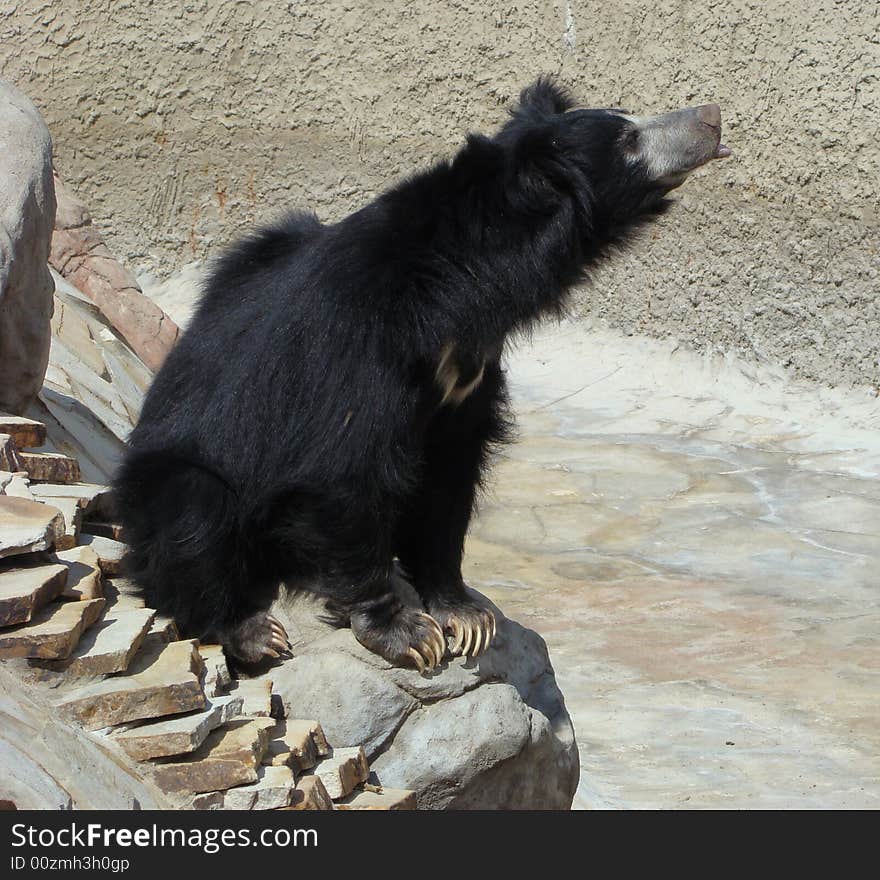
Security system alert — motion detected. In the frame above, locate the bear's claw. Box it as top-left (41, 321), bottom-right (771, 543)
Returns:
top-left (226, 611), bottom-right (292, 664)
top-left (267, 614), bottom-right (292, 653)
top-left (405, 613), bottom-right (446, 671)
top-left (435, 604), bottom-right (496, 659)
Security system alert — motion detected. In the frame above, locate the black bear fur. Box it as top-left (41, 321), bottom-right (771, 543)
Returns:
top-left (115, 77), bottom-right (676, 667)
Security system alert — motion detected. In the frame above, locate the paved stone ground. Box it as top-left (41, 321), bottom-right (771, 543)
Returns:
top-left (464, 322), bottom-right (880, 810)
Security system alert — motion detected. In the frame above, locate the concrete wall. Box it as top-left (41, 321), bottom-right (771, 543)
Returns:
top-left (1, 1), bottom-right (877, 387)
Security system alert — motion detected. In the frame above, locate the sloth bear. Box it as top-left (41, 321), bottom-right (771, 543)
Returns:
top-left (116, 77), bottom-right (729, 670)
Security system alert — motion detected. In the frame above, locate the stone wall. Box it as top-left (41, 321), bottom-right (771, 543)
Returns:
top-left (1, 1), bottom-right (877, 386)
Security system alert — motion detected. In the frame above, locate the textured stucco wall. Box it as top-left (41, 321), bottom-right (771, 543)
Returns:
top-left (1, 1), bottom-right (877, 387)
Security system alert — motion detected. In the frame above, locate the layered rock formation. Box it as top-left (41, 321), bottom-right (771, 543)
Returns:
top-left (50, 176), bottom-right (180, 373)
top-left (0, 413), bottom-right (409, 811)
top-left (0, 80), bottom-right (56, 414)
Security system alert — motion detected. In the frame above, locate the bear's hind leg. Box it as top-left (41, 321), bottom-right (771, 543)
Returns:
top-left (117, 455), bottom-right (290, 666)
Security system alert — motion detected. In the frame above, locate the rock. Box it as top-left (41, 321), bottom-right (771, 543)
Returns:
top-left (103, 577), bottom-right (145, 610)
top-left (263, 719), bottom-right (327, 771)
top-left (50, 298), bottom-right (105, 376)
top-left (264, 737), bottom-right (309, 770)
top-left (336, 786), bottom-right (417, 810)
top-left (0, 597), bottom-right (105, 659)
top-left (46, 496), bottom-right (81, 550)
top-left (0, 497), bottom-right (65, 558)
top-left (0, 435), bottom-right (24, 472)
top-left (29, 482), bottom-right (114, 519)
top-left (102, 349), bottom-right (145, 422)
top-left (31, 385), bottom-right (125, 486)
top-left (141, 614), bottom-right (178, 649)
top-left (277, 649), bottom-right (417, 758)
top-left (303, 719), bottom-right (331, 756)
top-left (229, 677), bottom-right (272, 716)
top-left (199, 644), bottom-right (231, 697)
top-left (18, 451), bottom-right (81, 483)
top-left (113, 695), bottom-right (244, 761)
top-left (57, 638), bottom-right (206, 729)
top-left (0, 414), bottom-right (47, 449)
top-left (151, 717), bottom-right (275, 795)
top-left (214, 765), bottom-right (296, 810)
top-left (81, 520), bottom-right (124, 541)
top-left (283, 774), bottom-right (333, 811)
top-left (53, 545), bottom-right (103, 600)
top-left (312, 746), bottom-right (369, 800)
top-left (270, 584), bottom-right (579, 809)
top-left (1, 472), bottom-right (33, 500)
top-left (32, 606), bottom-right (155, 677)
top-left (49, 340), bottom-right (132, 442)
top-left (75, 533), bottom-right (125, 576)
top-left (0, 81), bottom-right (56, 414)
top-left (0, 666), bottom-right (167, 809)
top-left (0, 560), bottom-right (68, 627)
top-left (50, 175), bottom-right (179, 373)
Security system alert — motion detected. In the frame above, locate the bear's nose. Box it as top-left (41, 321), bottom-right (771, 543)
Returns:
top-left (696, 103), bottom-right (721, 130)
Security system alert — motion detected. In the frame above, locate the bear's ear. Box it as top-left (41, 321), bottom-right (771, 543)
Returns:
top-left (513, 76), bottom-right (576, 118)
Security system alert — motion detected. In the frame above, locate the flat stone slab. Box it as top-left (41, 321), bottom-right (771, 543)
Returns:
top-left (0, 597), bottom-right (105, 659)
top-left (102, 578), bottom-right (145, 610)
top-left (57, 638), bottom-right (206, 729)
top-left (18, 451), bottom-right (81, 484)
top-left (151, 717), bottom-right (275, 794)
top-left (53, 545), bottom-right (103, 600)
top-left (141, 614), bottom-right (178, 650)
top-left (229, 678), bottom-right (272, 716)
top-left (0, 561), bottom-right (68, 627)
top-left (263, 719), bottom-right (326, 771)
top-left (1, 472), bottom-right (33, 500)
top-left (32, 606), bottom-right (155, 677)
top-left (213, 765), bottom-right (296, 810)
top-left (47, 496), bottom-right (82, 551)
top-left (199, 644), bottom-right (231, 697)
top-left (281, 775), bottom-right (334, 811)
top-left (0, 435), bottom-right (23, 472)
top-left (0, 413), bottom-right (46, 449)
top-left (30, 482), bottom-right (113, 519)
top-left (336, 786), bottom-right (417, 810)
top-left (76, 533), bottom-right (124, 576)
top-left (81, 521), bottom-right (124, 541)
top-left (289, 718), bottom-right (330, 756)
top-left (113, 694), bottom-right (244, 761)
top-left (313, 746), bottom-right (369, 800)
top-left (0, 496), bottom-right (65, 559)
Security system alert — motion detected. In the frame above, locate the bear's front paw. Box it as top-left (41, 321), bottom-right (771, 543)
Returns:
top-left (351, 605), bottom-right (446, 673)
top-left (428, 598), bottom-right (496, 659)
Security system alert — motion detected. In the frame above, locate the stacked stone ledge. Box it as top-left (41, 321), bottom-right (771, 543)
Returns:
top-left (0, 414), bottom-right (414, 810)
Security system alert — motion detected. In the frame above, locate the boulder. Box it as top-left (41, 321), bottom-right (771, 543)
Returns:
top-left (269, 582), bottom-right (579, 809)
top-left (0, 81), bottom-right (56, 414)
